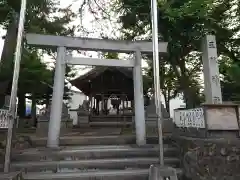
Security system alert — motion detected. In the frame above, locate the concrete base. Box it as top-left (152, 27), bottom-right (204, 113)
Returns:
top-left (36, 119), bottom-right (73, 137)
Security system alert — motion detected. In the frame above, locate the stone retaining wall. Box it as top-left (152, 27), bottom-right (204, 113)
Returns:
top-left (174, 136), bottom-right (240, 180)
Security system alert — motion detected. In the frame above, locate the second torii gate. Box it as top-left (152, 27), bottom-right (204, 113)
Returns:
top-left (26, 33), bottom-right (168, 148)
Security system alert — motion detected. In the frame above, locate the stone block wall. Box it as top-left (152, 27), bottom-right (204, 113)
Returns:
top-left (174, 136), bottom-right (240, 180)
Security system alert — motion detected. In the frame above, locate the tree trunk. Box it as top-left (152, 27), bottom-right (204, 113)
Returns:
top-left (0, 17), bottom-right (18, 70)
top-left (180, 76), bottom-right (196, 108)
top-left (171, 59), bottom-right (199, 108)
top-left (165, 101), bottom-right (170, 115)
top-left (179, 63), bottom-right (200, 108)
top-left (163, 92), bottom-right (170, 114)
top-left (45, 94), bottom-right (50, 109)
top-left (0, 16), bottom-right (18, 107)
top-left (17, 93), bottom-right (26, 118)
top-left (0, 96), bottom-right (5, 108)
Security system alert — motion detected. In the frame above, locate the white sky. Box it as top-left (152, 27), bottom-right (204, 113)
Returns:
top-left (0, 0), bottom-right (185, 116)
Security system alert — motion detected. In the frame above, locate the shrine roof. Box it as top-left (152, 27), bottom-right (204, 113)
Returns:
top-left (70, 67), bottom-right (134, 100)
top-left (76, 67), bottom-right (132, 80)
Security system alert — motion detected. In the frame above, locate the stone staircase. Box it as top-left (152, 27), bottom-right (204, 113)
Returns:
top-left (8, 135), bottom-right (182, 180)
top-left (89, 116), bottom-right (133, 127)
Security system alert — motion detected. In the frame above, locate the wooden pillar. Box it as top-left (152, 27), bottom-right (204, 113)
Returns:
top-left (131, 100), bottom-right (134, 112)
top-left (89, 95), bottom-right (93, 111)
top-left (104, 99), bottom-right (108, 115)
top-left (101, 94), bottom-right (104, 114)
top-left (96, 99), bottom-right (99, 114)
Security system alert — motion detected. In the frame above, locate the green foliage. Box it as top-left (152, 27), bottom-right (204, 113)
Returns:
top-left (0, 0), bottom-right (76, 112)
top-left (110, 0), bottom-right (240, 108)
top-left (219, 56), bottom-right (240, 101)
top-left (143, 58), bottom-right (180, 112)
top-left (18, 48), bottom-right (52, 97)
top-left (104, 52), bottom-right (119, 59)
top-left (0, 0), bottom-right (76, 35)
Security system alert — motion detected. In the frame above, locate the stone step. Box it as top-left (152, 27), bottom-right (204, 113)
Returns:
top-left (0, 171), bottom-right (23, 180)
top-left (30, 135), bottom-right (171, 147)
top-left (23, 168), bottom-right (183, 180)
top-left (12, 145), bottom-right (179, 162)
top-left (10, 157), bottom-right (180, 172)
top-left (90, 117), bottom-right (132, 122)
top-left (89, 121), bottom-right (133, 127)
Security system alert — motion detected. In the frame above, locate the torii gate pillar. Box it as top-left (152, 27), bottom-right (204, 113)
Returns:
top-left (133, 50), bottom-right (146, 145)
top-left (47, 47), bottom-right (66, 148)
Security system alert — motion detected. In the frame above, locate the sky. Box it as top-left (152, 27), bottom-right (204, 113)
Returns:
top-left (0, 0), bottom-right (185, 116)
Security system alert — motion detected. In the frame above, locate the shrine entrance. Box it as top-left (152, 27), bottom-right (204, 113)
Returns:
top-left (89, 93), bottom-right (131, 116)
top-left (71, 67), bottom-right (135, 128)
top-left (25, 33), bottom-right (168, 148)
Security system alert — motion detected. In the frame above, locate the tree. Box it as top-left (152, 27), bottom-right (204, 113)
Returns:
top-left (219, 56), bottom-right (240, 102)
top-left (75, 0), bottom-right (211, 108)
top-left (0, 0), bottom-right (76, 108)
top-left (74, 0), bottom-right (240, 109)
top-left (17, 48), bottom-right (52, 117)
top-left (104, 52), bottom-right (119, 59)
top-left (143, 58), bottom-right (179, 113)
top-left (110, 0), bottom-right (239, 108)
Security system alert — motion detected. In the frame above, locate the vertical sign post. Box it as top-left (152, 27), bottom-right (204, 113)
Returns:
top-left (150, 0), bottom-right (164, 165)
top-left (202, 35), bottom-right (222, 104)
top-left (4, 0), bottom-right (27, 172)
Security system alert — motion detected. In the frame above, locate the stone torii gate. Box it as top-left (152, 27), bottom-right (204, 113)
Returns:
top-left (26, 33), bottom-right (168, 148)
